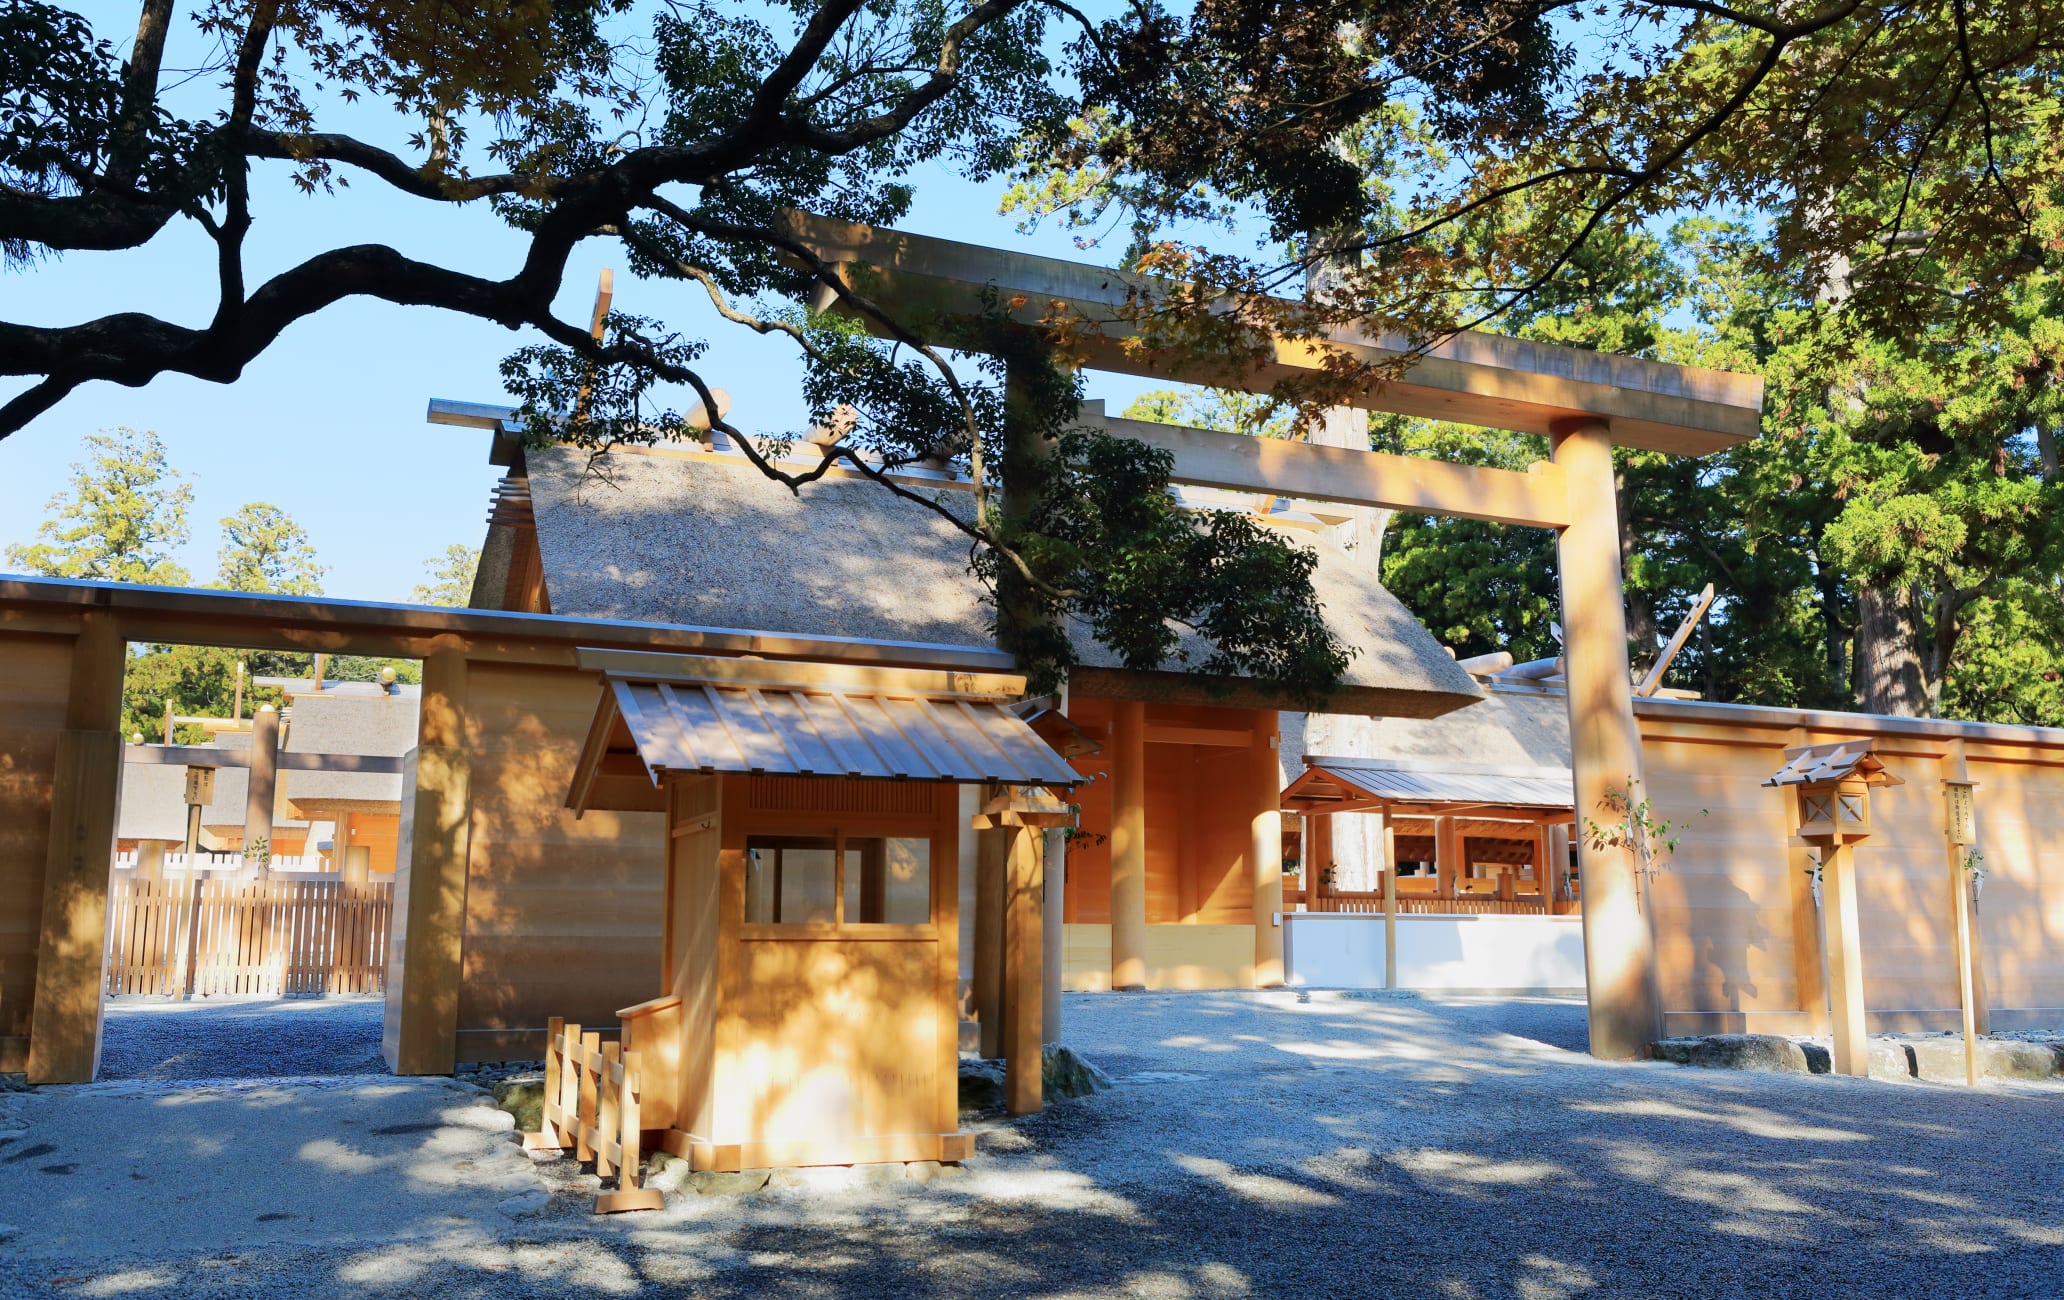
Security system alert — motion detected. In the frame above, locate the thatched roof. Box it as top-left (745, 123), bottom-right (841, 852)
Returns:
top-left (523, 445), bottom-right (1481, 717)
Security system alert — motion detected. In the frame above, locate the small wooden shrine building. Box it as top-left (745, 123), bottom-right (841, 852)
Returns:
top-left (557, 648), bottom-right (1079, 1174)
top-left (1281, 756), bottom-right (1576, 913)
top-left (445, 420), bottom-right (1485, 1002)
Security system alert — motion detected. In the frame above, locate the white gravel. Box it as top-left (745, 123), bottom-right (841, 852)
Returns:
top-left (98, 996), bottom-right (387, 1081)
top-left (3, 991), bottom-right (2058, 1297)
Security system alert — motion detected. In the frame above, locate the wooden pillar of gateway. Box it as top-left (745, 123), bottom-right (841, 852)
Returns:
top-left (243, 705), bottom-right (279, 876)
top-left (1551, 417), bottom-right (1663, 1058)
top-left (1249, 713), bottom-right (1284, 987)
top-left (27, 611), bottom-right (127, 1084)
top-left (384, 645), bottom-right (472, 1076)
top-left (1109, 700), bottom-right (1149, 991)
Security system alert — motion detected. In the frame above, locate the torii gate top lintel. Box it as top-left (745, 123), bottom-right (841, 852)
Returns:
top-left (781, 211), bottom-right (1764, 458)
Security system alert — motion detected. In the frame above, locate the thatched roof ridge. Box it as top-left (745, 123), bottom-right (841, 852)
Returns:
top-left (523, 445), bottom-right (1481, 716)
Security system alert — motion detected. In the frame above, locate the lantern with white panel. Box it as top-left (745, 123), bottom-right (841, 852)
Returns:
top-left (1763, 741), bottom-right (1903, 1077)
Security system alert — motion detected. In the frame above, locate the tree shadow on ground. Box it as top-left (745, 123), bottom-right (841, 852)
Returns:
top-left (6, 993), bottom-right (2060, 1298)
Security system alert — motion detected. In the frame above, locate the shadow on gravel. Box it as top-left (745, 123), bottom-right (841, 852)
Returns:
top-left (13, 993), bottom-right (2060, 1299)
top-left (98, 996), bottom-right (387, 1081)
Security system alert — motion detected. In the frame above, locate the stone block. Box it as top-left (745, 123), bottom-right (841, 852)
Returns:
top-left (688, 1168), bottom-right (772, 1196)
top-left (1686, 1034), bottom-right (1810, 1073)
top-left (1650, 1038), bottom-right (1701, 1065)
top-left (958, 1058), bottom-right (1005, 1112)
top-left (1798, 1041), bottom-right (1831, 1074)
top-left (1042, 1044), bottom-right (1115, 1099)
top-left (492, 1076), bottom-right (546, 1134)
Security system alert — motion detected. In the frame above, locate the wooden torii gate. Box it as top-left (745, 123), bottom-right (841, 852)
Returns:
top-left (780, 214), bottom-right (1765, 1060)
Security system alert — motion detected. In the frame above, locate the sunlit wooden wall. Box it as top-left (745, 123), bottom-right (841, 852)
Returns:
top-left (1637, 701), bottom-right (2064, 1035)
top-left (455, 661), bottom-right (666, 1061)
top-left (0, 630), bottom-right (74, 1071)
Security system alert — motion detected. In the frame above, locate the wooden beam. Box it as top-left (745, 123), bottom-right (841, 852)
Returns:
top-left (1003, 824), bottom-right (1043, 1114)
top-left (782, 211), bottom-right (1763, 456)
top-left (1554, 419), bottom-right (1662, 1059)
top-left (27, 612), bottom-right (125, 1083)
top-left (974, 821), bottom-right (1006, 1058)
top-left (1144, 722), bottom-right (1254, 747)
top-left (1819, 840), bottom-right (1869, 1077)
top-left (1250, 715), bottom-right (1283, 987)
top-left (1097, 411), bottom-right (1572, 529)
top-left (384, 646), bottom-right (472, 1075)
top-left (1110, 701), bottom-right (1148, 991)
top-left (1636, 582), bottom-right (1716, 697)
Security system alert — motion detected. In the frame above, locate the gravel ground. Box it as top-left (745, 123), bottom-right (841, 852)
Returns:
top-left (3, 991), bottom-right (2057, 1298)
top-left (98, 996), bottom-right (387, 1081)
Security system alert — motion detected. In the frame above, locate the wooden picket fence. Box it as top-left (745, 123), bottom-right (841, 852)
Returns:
top-left (522, 1017), bottom-right (665, 1214)
top-left (104, 875), bottom-right (392, 997)
top-left (1312, 890), bottom-right (1553, 917)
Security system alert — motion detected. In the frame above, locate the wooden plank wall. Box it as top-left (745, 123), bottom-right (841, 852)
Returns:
top-left (1965, 750), bottom-right (2064, 1022)
top-left (0, 632), bottom-right (73, 1071)
top-left (104, 875), bottom-right (392, 996)
top-left (457, 662), bottom-right (666, 1061)
top-left (1636, 708), bottom-right (2064, 1034)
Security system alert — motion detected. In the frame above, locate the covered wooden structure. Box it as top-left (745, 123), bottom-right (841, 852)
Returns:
top-left (560, 649), bottom-right (1079, 1168)
top-left (776, 211), bottom-right (1767, 1058)
top-left (1282, 757), bottom-right (1576, 912)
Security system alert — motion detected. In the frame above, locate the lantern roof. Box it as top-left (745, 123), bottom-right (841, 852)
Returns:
top-left (1762, 741), bottom-right (1905, 789)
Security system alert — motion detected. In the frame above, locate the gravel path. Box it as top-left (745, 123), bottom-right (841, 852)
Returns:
top-left (99, 996), bottom-right (387, 1081)
top-left (4, 991), bottom-right (2057, 1298)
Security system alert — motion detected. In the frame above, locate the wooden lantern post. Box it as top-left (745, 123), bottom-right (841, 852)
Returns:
top-left (1941, 739), bottom-right (1981, 1087)
top-left (1765, 742), bottom-right (1902, 1078)
top-left (971, 787), bottom-right (1078, 1114)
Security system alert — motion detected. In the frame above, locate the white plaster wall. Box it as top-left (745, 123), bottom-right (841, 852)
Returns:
top-left (1284, 913), bottom-right (1587, 992)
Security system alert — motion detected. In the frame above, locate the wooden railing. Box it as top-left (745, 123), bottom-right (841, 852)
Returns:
top-left (1302, 890), bottom-right (1556, 917)
top-left (522, 1017), bottom-right (665, 1213)
top-left (104, 875), bottom-right (391, 997)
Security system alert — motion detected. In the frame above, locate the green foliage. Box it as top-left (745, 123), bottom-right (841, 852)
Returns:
top-left (5, 427), bottom-right (192, 584)
top-left (977, 426), bottom-right (1350, 702)
top-left (411, 545), bottom-right (480, 607)
top-left (215, 502), bottom-right (326, 596)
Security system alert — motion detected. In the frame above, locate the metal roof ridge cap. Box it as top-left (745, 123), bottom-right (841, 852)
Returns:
top-left (578, 647), bottom-right (1029, 700)
top-left (1304, 755), bottom-right (1575, 781)
top-left (1632, 693), bottom-right (2064, 748)
top-left (0, 573), bottom-right (1017, 668)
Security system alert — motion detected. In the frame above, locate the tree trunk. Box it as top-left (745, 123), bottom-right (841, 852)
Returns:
top-left (1811, 554), bottom-right (1849, 700)
top-left (1855, 583), bottom-right (1928, 715)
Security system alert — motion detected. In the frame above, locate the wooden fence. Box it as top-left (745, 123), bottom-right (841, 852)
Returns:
top-left (1296, 889), bottom-right (1553, 917)
top-left (104, 875), bottom-right (392, 997)
top-left (522, 1017), bottom-right (665, 1213)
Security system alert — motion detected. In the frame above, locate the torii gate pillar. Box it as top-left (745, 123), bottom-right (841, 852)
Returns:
top-left (1552, 418), bottom-right (1663, 1057)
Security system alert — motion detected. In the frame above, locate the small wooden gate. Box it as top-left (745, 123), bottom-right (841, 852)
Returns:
top-left (104, 875), bottom-right (393, 997)
top-left (522, 1017), bottom-right (665, 1213)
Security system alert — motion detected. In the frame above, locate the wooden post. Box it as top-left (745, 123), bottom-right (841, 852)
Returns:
top-left (137, 841), bottom-right (165, 882)
top-left (1308, 813), bottom-right (1334, 913)
top-left (244, 705), bottom-right (279, 877)
top-left (1434, 815), bottom-right (1460, 900)
top-left (1546, 823), bottom-right (1571, 915)
top-left (1382, 819), bottom-right (1398, 990)
top-left (1110, 699), bottom-right (1148, 991)
top-left (1786, 842), bottom-right (1830, 1034)
top-left (1817, 842), bottom-right (1869, 1076)
top-left (1003, 825), bottom-right (1044, 1114)
top-left (28, 611), bottom-right (126, 1084)
top-left (1529, 825), bottom-right (1550, 910)
top-left (384, 645), bottom-right (472, 1076)
top-left (1551, 417), bottom-right (1662, 1059)
top-left (1251, 713), bottom-right (1284, 987)
top-left (974, 816), bottom-right (1006, 1057)
top-left (179, 800), bottom-right (205, 999)
top-left (342, 846), bottom-right (371, 885)
top-left (1941, 741), bottom-right (1980, 1086)
top-left (1041, 825), bottom-right (1064, 1045)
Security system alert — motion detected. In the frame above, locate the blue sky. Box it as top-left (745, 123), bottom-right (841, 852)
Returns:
top-left (0, 4), bottom-right (1172, 601)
